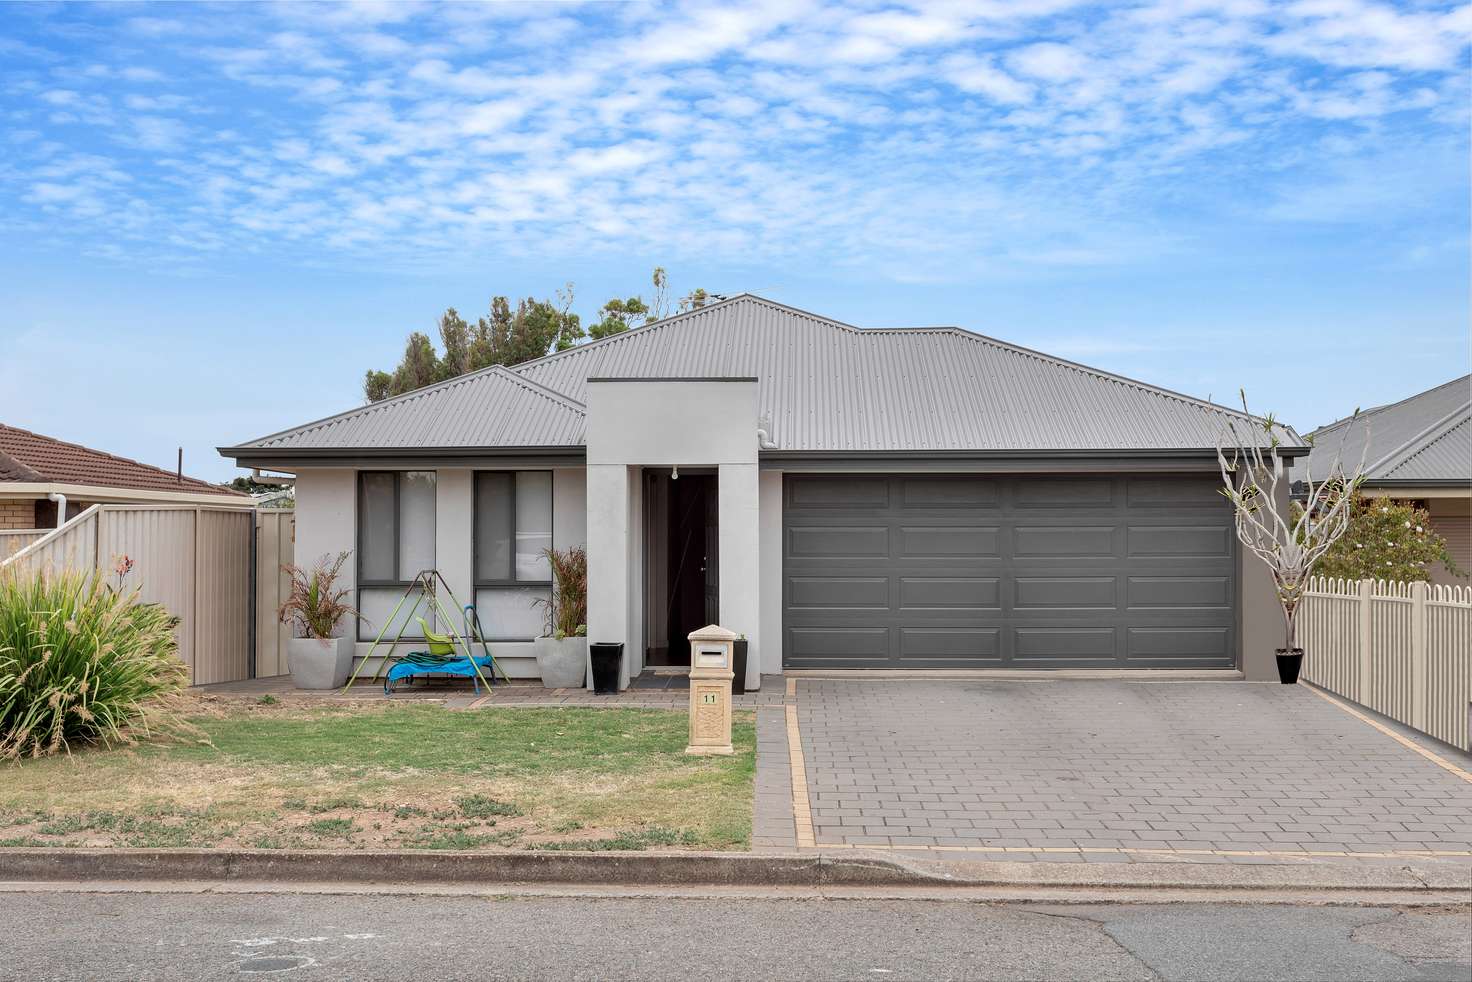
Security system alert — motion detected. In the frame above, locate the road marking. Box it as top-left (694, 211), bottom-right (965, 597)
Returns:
top-left (785, 701), bottom-right (816, 849)
top-left (1305, 684), bottom-right (1472, 785)
top-left (813, 842), bottom-right (1472, 859)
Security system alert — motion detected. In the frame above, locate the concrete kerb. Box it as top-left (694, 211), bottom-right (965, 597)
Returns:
top-left (1, 849), bottom-right (1468, 896)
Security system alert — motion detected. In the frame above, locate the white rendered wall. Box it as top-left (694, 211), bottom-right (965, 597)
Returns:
top-left (720, 462), bottom-right (761, 689)
top-left (292, 469), bottom-right (356, 640)
top-left (293, 465), bottom-right (588, 679)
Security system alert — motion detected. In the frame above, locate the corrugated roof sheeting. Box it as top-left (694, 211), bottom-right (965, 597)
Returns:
top-left (515, 295), bottom-right (1295, 452)
top-left (244, 366), bottom-right (585, 449)
top-left (1304, 375), bottom-right (1470, 482)
top-left (1380, 415), bottom-right (1471, 482)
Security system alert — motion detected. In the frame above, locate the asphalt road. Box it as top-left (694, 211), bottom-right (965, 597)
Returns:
top-left (1, 891), bottom-right (1469, 981)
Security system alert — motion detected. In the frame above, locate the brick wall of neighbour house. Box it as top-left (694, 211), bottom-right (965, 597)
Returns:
top-left (0, 499), bottom-right (39, 530)
top-left (32, 498), bottom-right (93, 529)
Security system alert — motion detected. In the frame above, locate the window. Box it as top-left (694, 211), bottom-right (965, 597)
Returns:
top-left (474, 471), bottom-right (553, 641)
top-left (357, 471), bottom-right (436, 640)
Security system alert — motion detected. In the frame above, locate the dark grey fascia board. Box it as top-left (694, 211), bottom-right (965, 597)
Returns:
top-left (758, 450), bottom-right (1239, 473)
top-left (220, 445), bottom-right (586, 470)
top-left (585, 376), bottom-right (760, 383)
top-left (1359, 478), bottom-right (1471, 489)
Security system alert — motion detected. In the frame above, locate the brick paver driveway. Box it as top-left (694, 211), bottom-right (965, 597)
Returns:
top-left (796, 680), bottom-right (1472, 859)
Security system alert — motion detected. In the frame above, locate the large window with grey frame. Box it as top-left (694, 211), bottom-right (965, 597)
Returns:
top-left (474, 471), bottom-right (553, 641)
top-left (357, 471), bottom-right (436, 640)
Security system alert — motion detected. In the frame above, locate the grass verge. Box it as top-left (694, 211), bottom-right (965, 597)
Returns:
top-left (0, 701), bottom-right (756, 852)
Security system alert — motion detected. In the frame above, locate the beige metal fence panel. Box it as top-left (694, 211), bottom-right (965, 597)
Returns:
top-left (1, 503), bottom-right (258, 686)
top-left (1302, 576), bottom-right (1472, 751)
top-left (97, 506), bottom-right (199, 679)
top-left (254, 511), bottom-right (296, 678)
top-left (0, 506), bottom-right (101, 580)
top-left (0, 530), bottom-right (47, 561)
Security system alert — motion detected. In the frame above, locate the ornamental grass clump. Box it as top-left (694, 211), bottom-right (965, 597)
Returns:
top-left (0, 571), bottom-right (188, 760)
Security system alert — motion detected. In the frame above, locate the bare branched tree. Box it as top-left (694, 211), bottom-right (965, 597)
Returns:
top-left (1216, 392), bottom-right (1368, 653)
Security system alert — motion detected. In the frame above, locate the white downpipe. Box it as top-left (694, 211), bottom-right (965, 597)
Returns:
top-left (47, 491), bottom-right (67, 529)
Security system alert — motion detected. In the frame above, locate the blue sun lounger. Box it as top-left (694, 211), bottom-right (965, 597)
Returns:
top-left (383, 618), bottom-right (499, 694)
top-left (385, 654), bottom-right (498, 695)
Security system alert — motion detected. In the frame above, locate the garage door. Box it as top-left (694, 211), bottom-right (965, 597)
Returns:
top-left (782, 474), bottom-right (1236, 669)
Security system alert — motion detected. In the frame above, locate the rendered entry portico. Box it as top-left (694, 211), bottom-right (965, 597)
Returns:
top-left (585, 378), bottom-right (763, 691)
top-left (220, 293), bottom-right (1299, 686)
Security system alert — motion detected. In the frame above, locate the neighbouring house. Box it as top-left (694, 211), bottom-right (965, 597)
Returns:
top-left (220, 294), bottom-right (1301, 689)
top-left (1298, 375), bottom-right (1471, 586)
top-left (0, 423), bottom-right (248, 551)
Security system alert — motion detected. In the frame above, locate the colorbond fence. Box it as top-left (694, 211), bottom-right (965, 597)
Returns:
top-left (0, 503), bottom-right (279, 685)
top-left (0, 529), bottom-right (47, 561)
top-left (1300, 576), bottom-right (1472, 751)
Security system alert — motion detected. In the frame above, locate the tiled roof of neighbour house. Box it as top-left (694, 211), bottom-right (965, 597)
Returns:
top-left (0, 424), bottom-right (244, 496)
top-left (224, 293), bottom-right (1302, 457)
top-left (232, 365), bottom-right (587, 452)
top-left (1302, 376), bottom-right (1471, 485)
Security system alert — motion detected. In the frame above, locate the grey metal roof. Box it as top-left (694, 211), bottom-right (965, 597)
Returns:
top-left (224, 294), bottom-right (1300, 458)
top-left (513, 294), bottom-right (1299, 453)
top-left (228, 365), bottom-right (585, 452)
top-left (1302, 375), bottom-right (1470, 485)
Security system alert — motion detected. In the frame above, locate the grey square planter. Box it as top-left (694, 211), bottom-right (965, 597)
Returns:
top-left (287, 636), bottom-right (354, 690)
top-left (534, 636), bottom-right (587, 689)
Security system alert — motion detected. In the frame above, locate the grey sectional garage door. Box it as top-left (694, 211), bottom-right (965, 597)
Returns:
top-left (782, 474), bottom-right (1236, 670)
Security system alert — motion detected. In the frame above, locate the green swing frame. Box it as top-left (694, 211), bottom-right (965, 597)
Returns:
top-left (344, 568), bottom-right (503, 692)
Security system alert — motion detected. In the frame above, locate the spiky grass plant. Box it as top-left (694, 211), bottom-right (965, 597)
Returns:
top-left (0, 570), bottom-right (188, 760)
top-left (278, 552), bottom-right (355, 639)
top-left (531, 546), bottom-right (587, 639)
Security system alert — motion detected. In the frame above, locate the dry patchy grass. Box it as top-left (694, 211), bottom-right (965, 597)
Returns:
top-left (0, 700), bottom-right (755, 851)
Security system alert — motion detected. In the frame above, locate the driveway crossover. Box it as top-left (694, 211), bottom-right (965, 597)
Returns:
top-left (794, 680), bottom-right (1472, 860)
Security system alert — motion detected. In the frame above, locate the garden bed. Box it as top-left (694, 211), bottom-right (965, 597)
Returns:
top-left (0, 700), bottom-right (755, 851)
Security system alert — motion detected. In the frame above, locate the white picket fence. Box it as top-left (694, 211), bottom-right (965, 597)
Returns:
top-left (1300, 576), bottom-right (1472, 750)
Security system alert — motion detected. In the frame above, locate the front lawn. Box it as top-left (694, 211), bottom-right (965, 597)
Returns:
top-left (0, 701), bottom-right (755, 851)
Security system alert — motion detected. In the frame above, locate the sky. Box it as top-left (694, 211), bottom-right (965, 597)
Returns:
top-left (1, 0), bottom-right (1468, 483)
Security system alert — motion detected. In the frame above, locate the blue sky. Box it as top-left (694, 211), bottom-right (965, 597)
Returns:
top-left (1, 1), bottom-right (1467, 482)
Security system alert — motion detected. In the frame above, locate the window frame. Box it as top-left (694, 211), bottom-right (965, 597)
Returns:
top-left (473, 469), bottom-right (554, 641)
top-left (356, 470), bottom-right (437, 641)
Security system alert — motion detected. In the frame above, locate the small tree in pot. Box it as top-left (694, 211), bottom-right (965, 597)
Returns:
top-left (531, 546), bottom-right (588, 689)
top-left (1216, 394), bottom-right (1366, 683)
top-left (278, 552), bottom-right (357, 689)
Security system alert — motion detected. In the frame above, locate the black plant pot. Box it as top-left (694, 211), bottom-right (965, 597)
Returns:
top-left (1276, 648), bottom-right (1304, 685)
top-left (731, 640), bottom-right (748, 696)
top-left (590, 642), bottom-right (623, 695)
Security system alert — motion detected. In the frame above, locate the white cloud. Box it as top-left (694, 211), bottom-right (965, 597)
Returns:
top-left (2, 0), bottom-right (1466, 278)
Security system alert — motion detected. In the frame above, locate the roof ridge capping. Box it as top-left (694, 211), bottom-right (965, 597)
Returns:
top-left (1367, 398), bottom-right (1472, 477)
top-left (1311, 373), bottom-right (1472, 437)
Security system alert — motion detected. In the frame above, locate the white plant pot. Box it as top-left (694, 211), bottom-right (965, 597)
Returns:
top-left (534, 636), bottom-right (588, 689)
top-left (287, 636), bottom-right (354, 690)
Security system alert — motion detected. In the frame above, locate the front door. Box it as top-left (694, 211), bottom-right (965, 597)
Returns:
top-left (645, 470), bottom-right (719, 667)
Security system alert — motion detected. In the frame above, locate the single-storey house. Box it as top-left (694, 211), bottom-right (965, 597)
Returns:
top-left (1299, 375), bottom-right (1470, 585)
top-left (1, 424), bottom-right (247, 556)
top-left (221, 294), bottom-right (1298, 688)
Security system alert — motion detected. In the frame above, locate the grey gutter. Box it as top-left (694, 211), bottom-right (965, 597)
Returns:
top-left (219, 446), bottom-right (586, 470)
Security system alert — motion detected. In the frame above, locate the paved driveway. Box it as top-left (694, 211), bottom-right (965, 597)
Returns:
top-left (795, 680), bottom-right (1472, 859)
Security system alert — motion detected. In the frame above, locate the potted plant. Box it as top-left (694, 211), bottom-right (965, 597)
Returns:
top-left (1217, 394), bottom-right (1366, 683)
top-left (531, 546), bottom-right (588, 689)
top-left (278, 552), bottom-right (356, 689)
